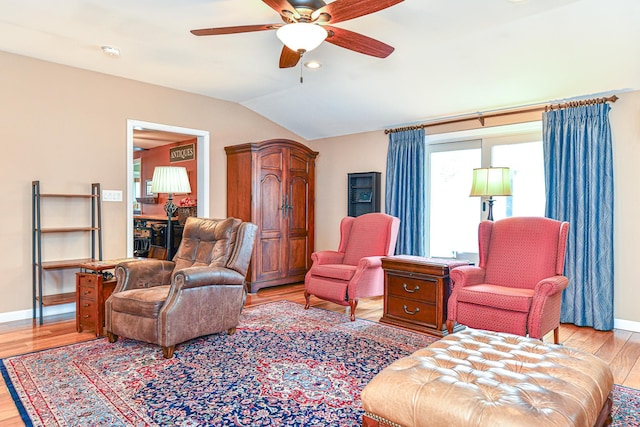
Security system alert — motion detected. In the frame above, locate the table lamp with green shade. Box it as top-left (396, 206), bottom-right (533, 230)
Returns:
top-left (470, 167), bottom-right (512, 221)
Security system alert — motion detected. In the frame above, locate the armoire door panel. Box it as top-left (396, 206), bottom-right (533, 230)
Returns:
top-left (289, 153), bottom-right (310, 172)
top-left (288, 236), bottom-right (310, 274)
top-left (288, 176), bottom-right (309, 232)
top-left (259, 173), bottom-right (283, 232)
top-left (258, 238), bottom-right (283, 277)
top-left (261, 151), bottom-right (284, 170)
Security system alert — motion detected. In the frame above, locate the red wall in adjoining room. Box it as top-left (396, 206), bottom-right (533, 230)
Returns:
top-left (134, 138), bottom-right (198, 217)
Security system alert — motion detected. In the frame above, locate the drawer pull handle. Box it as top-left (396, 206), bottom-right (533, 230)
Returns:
top-left (83, 304), bottom-right (89, 307)
top-left (83, 315), bottom-right (89, 319)
top-left (403, 305), bottom-right (420, 315)
top-left (403, 283), bottom-right (420, 293)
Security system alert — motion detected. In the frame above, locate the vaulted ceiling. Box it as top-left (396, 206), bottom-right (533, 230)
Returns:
top-left (1, 0), bottom-right (639, 140)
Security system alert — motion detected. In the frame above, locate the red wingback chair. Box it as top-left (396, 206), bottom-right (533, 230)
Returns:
top-left (446, 217), bottom-right (570, 344)
top-left (304, 213), bottom-right (400, 321)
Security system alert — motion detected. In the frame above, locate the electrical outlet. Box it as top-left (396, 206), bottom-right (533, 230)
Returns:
top-left (103, 190), bottom-right (123, 202)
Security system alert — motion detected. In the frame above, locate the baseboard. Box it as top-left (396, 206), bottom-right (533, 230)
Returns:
top-left (0, 303), bottom-right (75, 324)
top-left (614, 318), bottom-right (640, 333)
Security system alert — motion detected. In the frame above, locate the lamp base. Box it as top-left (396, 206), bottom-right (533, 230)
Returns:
top-left (164, 194), bottom-right (177, 260)
top-left (487, 197), bottom-right (495, 221)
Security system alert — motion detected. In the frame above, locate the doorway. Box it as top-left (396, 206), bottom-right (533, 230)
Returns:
top-left (126, 120), bottom-right (210, 257)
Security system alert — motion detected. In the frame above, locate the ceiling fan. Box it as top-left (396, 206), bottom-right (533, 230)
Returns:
top-left (191, 0), bottom-right (404, 68)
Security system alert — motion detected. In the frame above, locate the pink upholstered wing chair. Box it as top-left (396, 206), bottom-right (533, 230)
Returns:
top-left (304, 213), bottom-right (400, 321)
top-left (446, 217), bottom-right (570, 344)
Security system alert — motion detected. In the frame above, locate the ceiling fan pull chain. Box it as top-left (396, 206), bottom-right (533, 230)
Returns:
top-left (300, 60), bottom-right (304, 84)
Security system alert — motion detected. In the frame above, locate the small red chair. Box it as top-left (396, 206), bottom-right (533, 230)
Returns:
top-left (446, 217), bottom-right (569, 343)
top-left (304, 213), bottom-right (400, 321)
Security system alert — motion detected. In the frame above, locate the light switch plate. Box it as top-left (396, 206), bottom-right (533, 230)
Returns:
top-left (103, 190), bottom-right (123, 202)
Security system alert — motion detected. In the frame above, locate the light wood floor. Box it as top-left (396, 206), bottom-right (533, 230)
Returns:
top-left (1, 283), bottom-right (640, 426)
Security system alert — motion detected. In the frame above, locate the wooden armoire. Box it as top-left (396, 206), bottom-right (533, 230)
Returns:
top-left (225, 139), bottom-right (318, 293)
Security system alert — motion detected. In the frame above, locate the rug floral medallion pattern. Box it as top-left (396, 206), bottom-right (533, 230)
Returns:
top-left (2, 300), bottom-right (639, 426)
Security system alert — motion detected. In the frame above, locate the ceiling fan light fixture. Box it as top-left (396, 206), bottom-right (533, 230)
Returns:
top-left (276, 23), bottom-right (327, 53)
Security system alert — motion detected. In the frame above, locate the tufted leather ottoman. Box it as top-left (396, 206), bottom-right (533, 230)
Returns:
top-left (361, 329), bottom-right (614, 427)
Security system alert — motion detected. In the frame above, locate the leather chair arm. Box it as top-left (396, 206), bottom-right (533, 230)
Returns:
top-left (172, 266), bottom-right (246, 290)
top-left (449, 265), bottom-right (486, 289)
top-left (113, 259), bottom-right (175, 293)
top-left (311, 250), bottom-right (345, 265)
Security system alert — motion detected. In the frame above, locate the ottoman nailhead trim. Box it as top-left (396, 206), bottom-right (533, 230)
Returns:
top-left (365, 412), bottom-right (402, 427)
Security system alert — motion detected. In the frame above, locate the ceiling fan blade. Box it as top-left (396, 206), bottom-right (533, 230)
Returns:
top-left (312, 0), bottom-right (403, 24)
top-left (262, 0), bottom-right (300, 20)
top-left (279, 46), bottom-right (302, 68)
top-left (191, 24), bottom-right (280, 36)
top-left (324, 26), bottom-right (394, 58)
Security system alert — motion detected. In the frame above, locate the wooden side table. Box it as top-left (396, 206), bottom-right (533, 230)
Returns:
top-left (380, 255), bottom-right (470, 337)
top-left (75, 259), bottom-right (136, 336)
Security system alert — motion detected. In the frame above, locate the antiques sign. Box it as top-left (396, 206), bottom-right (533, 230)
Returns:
top-left (170, 143), bottom-right (195, 163)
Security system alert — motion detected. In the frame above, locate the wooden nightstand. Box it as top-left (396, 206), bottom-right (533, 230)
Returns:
top-left (75, 259), bottom-right (136, 336)
top-left (380, 256), bottom-right (470, 337)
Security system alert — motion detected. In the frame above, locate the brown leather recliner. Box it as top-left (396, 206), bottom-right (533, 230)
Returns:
top-left (105, 217), bottom-right (257, 358)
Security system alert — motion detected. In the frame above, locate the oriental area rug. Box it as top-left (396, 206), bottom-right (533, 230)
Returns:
top-left (1, 300), bottom-right (639, 427)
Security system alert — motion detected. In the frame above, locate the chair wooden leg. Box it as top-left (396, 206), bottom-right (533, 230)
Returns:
top-left (348, 299), bottom-right (358, 321)
top-left (162, 346), bottom-right (175, 359)
top-left (554, 326), bottom-right (560, 344)
top-left (304, 290), bottom-right (311, 309)
top-left (445, 320), bottom-right (454, 335)
top-left (227, 327), bottom-right (237, 335)
top-left (107, 332), bottom-right (118, 343)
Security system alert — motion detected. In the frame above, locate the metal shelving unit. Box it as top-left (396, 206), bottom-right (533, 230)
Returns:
top-left (32, 181), bottom-right (102, 324)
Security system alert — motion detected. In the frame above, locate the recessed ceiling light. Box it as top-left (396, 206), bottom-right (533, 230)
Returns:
top-left (101, 45), bottom-right (120, 58)
top-left (304, 61), bottom-right (322, 69)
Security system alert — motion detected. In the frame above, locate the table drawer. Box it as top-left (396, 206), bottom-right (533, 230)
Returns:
top-left (77, 273), bottom-right (97, 286)
top-left (386, 296), bottom-right (437, 327)
top-left (78, 284), bottom-right (97, 301)
top-left (78, 303), bottom-right (97, 325)
top-left (387, 274), bottom-right (437, 302)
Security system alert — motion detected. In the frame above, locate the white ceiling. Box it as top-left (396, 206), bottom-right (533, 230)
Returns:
top-left (1, 0), bottom-right (639, 141)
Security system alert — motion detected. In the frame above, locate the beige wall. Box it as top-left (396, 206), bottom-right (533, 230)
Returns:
top-left (609, 90), bottom-right (640, 329)
top-left (310, 131), bottom-right (389, 251)
top-left (311, 90), bottom-right (640, 329)
top-left (0, 50), bottom-right (302, 317)
top-left (3, 49), bottom-right (639, 330)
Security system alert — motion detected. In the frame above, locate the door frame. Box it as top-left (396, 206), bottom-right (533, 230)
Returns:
top-left (126, 119), bottom-right (210, 257)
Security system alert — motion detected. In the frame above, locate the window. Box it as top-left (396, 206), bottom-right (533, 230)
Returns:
top-left (428, 140), bottom-right (481, 259)
top-left (427, 123), bottom-right (545, 262)
top-left (490, 141), bottom-right (545, 219)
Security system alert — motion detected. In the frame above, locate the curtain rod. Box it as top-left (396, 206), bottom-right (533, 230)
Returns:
top-left (384, 95), bottom-right (619, 135)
